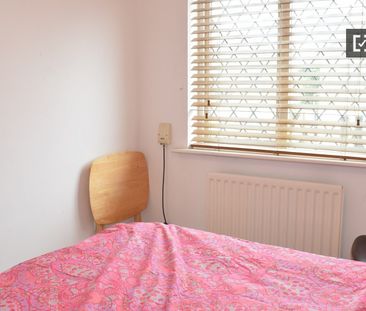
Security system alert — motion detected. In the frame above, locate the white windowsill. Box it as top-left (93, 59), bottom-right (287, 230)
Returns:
top-left (172, 148), bottom-right (366, 168)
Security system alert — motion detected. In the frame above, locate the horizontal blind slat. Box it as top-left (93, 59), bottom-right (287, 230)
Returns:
top-left (192, 102), bottom-right (366, 111)
top-left (193, 129), bottom-right (366, 145)
top-left (192, 137), bottom-right (366, 154)
top-left (192, 16), bottom-right (362, 28)
top-left (192, 81), bottom-right (366, 87)
top-left (192, 20), bottom-right (361, 34)
top-left (192, 122), bottom-right (366, 136)
top-left (192, 94), bottom-right (364, 103)
top-left (191, 116), bottom-right (363, 128)
top-left (192, 0), bottom-right (356, 7)
top-left (192, 64), bottom-right (360, 70)
top-left (192, 87), bottom-right (364, 95)
top-left (192, 72), bottom-right (361, 78)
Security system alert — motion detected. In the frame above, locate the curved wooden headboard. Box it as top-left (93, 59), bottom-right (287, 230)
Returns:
top-left (89, 152), bottom-right (149, 232)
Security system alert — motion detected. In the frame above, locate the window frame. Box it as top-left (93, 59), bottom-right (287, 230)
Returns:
top-left (188, 0), bottom-right (366, 161)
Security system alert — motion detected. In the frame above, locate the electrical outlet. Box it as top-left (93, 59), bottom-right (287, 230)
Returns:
top-left (158, 123), bottom-right (171, 145)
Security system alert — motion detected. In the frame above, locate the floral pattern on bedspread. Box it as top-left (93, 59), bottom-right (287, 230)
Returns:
top-left (1, 222), bottom-right (366, 310)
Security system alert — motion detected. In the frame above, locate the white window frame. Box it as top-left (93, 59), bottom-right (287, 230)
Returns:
top-left (188, 0), bottom-right (366, 161)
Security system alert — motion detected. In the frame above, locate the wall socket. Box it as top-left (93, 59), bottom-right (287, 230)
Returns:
top-left (158, 123), bottom-right (171, 145)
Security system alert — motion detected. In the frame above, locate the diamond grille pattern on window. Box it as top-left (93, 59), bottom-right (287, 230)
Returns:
top-left (190, 0), bottom-right (366, 159)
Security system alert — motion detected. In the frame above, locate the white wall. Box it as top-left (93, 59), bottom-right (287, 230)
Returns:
top-left (137, 0), bottom-right (366, 259)
top-left (0, 0), bottom-right (138, 271)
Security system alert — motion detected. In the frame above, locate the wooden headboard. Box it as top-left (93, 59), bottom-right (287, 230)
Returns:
top-left (89, 152), bottom-right (149, 232)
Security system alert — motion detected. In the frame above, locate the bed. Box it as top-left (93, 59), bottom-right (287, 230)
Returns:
top-left (1, 152), bottom-right (366, 309)
top-left (1, 222), bottom-right (366, 310)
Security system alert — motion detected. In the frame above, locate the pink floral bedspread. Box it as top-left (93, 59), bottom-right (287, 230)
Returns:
top-left (1, 223), bottom-right (366, 310)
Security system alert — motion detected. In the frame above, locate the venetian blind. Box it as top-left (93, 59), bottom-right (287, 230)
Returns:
top-left (189, 0), bottom-right (366, 160)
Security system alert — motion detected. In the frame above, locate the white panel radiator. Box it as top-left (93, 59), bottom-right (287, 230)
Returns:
top-left (208, 173), bottom-right (343, 257)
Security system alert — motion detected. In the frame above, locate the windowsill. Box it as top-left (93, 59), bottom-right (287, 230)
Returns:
top-left (172, 148), bottom-right (366, 168)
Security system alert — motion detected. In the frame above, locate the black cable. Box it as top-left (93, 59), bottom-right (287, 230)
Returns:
top-left (162, 144), bottom-right (168, 225)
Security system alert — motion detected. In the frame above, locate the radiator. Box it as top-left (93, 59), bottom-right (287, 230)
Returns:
top-left (208, 173), bottom-right (343, 257)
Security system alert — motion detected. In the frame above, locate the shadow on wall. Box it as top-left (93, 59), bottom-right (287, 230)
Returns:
top-left (77, 163), bottom-right (95, 234)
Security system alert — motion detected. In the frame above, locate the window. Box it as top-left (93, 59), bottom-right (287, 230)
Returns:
top-left (189, 0), bottom-right (366, 160)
